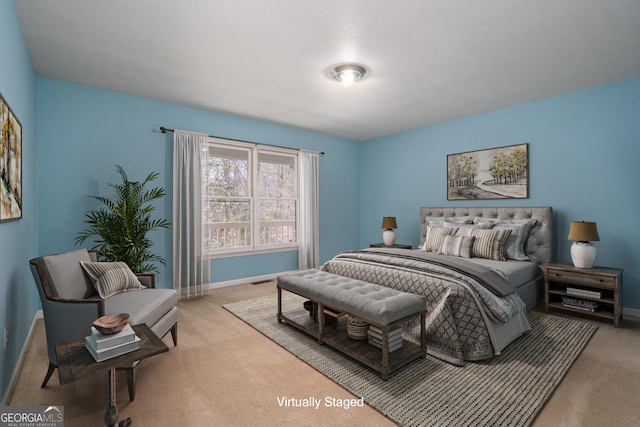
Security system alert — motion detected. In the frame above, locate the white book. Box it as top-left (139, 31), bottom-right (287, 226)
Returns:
top-left (566, 287), bottom-right (601, 299)
top-left (368, 339), bottom-right (403, 352)
top-left (368, 326), bottom-right (403, 339)
top-left (367, 332), bottom-right (403, 346)
top-left (86, 335), bottom-right (141, 362)
top-left (88, 324), bottom-right (136, 350)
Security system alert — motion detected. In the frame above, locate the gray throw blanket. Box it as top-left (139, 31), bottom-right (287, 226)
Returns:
top-left (365, 249), bottom-right (516, 296)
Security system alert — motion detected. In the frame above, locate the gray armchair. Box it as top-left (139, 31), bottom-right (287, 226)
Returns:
top-left (29, 248), bottom-right (178, 400)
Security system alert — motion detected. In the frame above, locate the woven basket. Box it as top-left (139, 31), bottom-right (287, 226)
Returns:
top-left (347, 316), bottom-right (369, 340)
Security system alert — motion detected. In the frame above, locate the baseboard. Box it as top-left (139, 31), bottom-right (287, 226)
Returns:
top-left (623, 306), bottom-right (640, 319)
top-left (179, 270), bottom-right (298, 297)
top-left (1, 311), bottom-right (42, 405)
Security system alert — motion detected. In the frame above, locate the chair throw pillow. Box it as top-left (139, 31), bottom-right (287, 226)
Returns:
top-left (80, 261), bottom-right (146, 299)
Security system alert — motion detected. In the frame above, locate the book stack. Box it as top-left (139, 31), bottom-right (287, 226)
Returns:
top-left (566, 287), bottom-right (602, 299)
top-left (561, 296), bottom-right (599, 312)
top-left (85, 324), bottom-right (141, 362)
top-left (367, 325), bottom-right (403, 352)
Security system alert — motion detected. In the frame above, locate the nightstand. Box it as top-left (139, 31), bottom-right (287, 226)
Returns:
top-left (369, 243), bottom-right (412, 249)
top-left (543, 262), bottom-right (623, 327)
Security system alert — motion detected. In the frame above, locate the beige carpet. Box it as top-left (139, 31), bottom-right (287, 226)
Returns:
top-left (8, 281), bottom-right (640, 426)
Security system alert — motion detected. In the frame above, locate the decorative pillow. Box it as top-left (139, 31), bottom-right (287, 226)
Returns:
top-left (469, 228), bottom-right (512, 261)
top-left (438, 235), bottom-right (475, 258)
top-left (422, 226), bottom-right (459, 252)
top-left (473, 218), bottom-right (537, 260)
top-left (493, 220), bottom-right (537, 260)
top-left (80, 261), bottom-right (146, 299)
top-left (444, 221), bottom-right (493, 237)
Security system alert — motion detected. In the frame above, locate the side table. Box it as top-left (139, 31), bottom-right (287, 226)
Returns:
top-left (370, 243), bottom-right (412, 249)
top-left (55, 323), bottom-right (168, 427)
top-left (543, 262), bottom-right (623, 327)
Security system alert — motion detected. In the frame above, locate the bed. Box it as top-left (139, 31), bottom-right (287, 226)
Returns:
top-left (321, 206), bottom-right (553, 366)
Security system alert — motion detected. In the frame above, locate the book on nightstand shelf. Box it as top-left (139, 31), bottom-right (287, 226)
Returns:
top-left (561, 296), bottom-right (599, 312)
top-left (566, 287), bottom-right (602, 299)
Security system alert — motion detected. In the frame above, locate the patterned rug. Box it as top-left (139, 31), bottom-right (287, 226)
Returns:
top-left (224, 293), bottom-right (598, 427)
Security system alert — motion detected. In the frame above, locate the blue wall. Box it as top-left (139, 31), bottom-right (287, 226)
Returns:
top-left (360, 77), bottom-right (640, 310)
top-left (0, 1), bottom-right (37, 401)
top-left (35, 78), bottom-right (361, 287)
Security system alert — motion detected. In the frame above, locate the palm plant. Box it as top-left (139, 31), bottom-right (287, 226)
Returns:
top-left (75, 165), bottom-right (170, 274)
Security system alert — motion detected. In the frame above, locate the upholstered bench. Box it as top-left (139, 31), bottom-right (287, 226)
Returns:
top-left (277, 269), bottom-right (426, 379)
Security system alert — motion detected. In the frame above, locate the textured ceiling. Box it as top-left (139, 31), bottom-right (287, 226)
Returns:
top-left (13, 0), bottom-right (640, 141)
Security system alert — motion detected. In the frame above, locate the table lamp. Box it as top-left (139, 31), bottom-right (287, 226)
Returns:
top-left (381, 217), bottom-right (397, 246)
top-left (567, 221), bottom-right (599, 268)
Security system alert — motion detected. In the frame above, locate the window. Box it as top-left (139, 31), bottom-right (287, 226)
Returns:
top-left (202, 139), bottom-right (298, 256)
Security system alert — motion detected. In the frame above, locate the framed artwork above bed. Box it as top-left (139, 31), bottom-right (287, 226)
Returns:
top-left (447, 143), bottom-right (528, 200)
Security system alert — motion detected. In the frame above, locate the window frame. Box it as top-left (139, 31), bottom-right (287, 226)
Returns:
top-left (203, 138), bottom-right (299, 258)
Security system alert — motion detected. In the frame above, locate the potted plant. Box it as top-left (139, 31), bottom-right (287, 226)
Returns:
top-left (75, 165), bottom-right (170, 274)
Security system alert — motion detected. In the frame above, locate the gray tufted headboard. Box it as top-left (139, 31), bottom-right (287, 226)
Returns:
top-left (419, 206), bottom-right (553, 265)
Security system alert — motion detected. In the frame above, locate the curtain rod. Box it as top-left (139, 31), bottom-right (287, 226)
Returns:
top-left (160, 127), bottom-right (324, 155)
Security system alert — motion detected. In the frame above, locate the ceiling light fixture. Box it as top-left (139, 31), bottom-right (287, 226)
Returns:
top-left (330, 64), bottom-right (367, 86)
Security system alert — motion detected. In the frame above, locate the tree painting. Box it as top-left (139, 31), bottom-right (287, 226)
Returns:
top-left (1, 93), bottom-right (22, 222)
top-left (447, 144), bottom-right (528, 200)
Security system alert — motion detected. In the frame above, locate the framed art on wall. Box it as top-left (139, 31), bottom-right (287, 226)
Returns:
top-left (1, 92), bottom-right (22, 222)
top-left (447, 143), bottom-right (528, 200)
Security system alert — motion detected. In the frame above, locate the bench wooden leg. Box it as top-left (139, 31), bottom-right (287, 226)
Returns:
top-left (420, 313), bottom-right (426, 357)
top-left (317, 301), bottom-right (324, 343)
top-left (277, 287), bottom-right (282, 323)
top-left (381, 325), bottom-right (390, 379)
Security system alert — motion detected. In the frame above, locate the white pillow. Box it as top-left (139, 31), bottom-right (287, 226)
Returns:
top-left (493, 220), bottom-right (537, 260)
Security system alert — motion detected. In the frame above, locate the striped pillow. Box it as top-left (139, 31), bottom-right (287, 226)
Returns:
top-left (423, 226), bottom-right (458, 252)
top-left (469, 228), bottom-right (512, 261)
top-left (438, 235), bottom-right (475, 258)
top-left (80, 261), bottom-right (146, 298)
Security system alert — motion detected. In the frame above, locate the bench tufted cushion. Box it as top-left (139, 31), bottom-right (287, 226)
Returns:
top-left (278, 269), bottom-right (426, 325)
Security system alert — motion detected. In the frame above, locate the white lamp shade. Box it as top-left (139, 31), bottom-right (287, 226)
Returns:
top-left (383, 229), bottom-right (396, 246)
top-left (571, 241), bottom-right (597, 268)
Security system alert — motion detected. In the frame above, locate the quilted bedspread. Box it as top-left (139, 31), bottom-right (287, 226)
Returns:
top-left (321, 249), bottom-right (528, 366)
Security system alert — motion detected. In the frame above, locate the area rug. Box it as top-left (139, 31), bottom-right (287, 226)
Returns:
top-left (224, 293), bottom-right (598, 427)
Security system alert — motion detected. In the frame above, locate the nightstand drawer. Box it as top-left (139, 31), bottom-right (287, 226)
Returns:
top-left (545, 269), bottom-right (615, 288)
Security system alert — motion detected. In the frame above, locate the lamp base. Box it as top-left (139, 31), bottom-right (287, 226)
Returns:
top-left (571, 241), bottom-right (596, 268)
top-left (383, 229), bottom-right (396, 246)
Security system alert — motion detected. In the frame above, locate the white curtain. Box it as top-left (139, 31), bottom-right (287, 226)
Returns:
top-left (173, 130), bottom-right (211, 297)
top-left (298, 150), bottom-right (320, 269)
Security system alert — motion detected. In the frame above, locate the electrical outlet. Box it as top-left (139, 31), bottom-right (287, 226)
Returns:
top-left (3, 325), bottom-right (8, 350)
